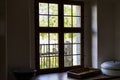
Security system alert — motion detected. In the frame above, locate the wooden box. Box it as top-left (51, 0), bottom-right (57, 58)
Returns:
top-left (67, 67), bottom-right (101, 79)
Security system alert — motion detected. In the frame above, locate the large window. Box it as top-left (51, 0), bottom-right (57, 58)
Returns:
top-left (35, 0), bottom-right (84, 74)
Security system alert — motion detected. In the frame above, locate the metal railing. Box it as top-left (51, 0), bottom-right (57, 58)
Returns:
top-left (39, 43), bottom-right (80, 69)
top-left (39, 44), bottom-right (59, 69)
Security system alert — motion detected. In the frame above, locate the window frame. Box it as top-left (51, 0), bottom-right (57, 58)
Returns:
top-left (35, 0), bottom-right (84, 74)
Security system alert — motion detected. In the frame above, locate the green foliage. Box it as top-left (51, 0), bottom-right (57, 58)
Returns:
top-left (40, 55), bottom-right (58, 69)
top-left (49, 16), bottom-right (58, 27)
top-left (39, 3), bottom-right (80, 28)
top-left (49, 4), bottom-right (58, 15)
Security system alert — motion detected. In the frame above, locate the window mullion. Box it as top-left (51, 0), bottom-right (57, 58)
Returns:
top-left (71, 5), bottom-right (73, 28)
top-left (48, 3), bottom-right (49, 27)
top-left (81, 3), bottom-right (84, 67)
top-left (58, 3), bottom-right (64, 70)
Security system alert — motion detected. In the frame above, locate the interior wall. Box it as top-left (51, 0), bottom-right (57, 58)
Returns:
top-left (7, 0), bottom-right (34, 79)
top-left (82, 0), bottom-right (92, 67)
top-left (0, 0), bottom-right (7, 80)
top-left (91, 0), bottom-right (98, 68)
top-left (97, 0), bottom-right (115, 67)
top-left (115, 1), bottom-right (120, 60)
top-left (28, 0), bottom-right (35, 69)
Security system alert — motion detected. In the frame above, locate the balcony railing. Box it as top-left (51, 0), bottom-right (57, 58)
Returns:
top-left (40, 52), bottom-right (59, 69)
top-left (39, 43), bottom-right (80, 69)
top-left (39, 44), bottom-right (59, 69)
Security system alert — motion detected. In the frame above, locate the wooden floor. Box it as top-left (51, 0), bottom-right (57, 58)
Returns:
top-left (34, 72), bottom-right (120, 80)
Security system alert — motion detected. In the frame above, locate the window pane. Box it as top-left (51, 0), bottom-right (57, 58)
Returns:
top-left (73, 44), bottom-right (81, 54)
top-left (73, 5), bottom-right (81, 16)
top-left (64, 56), bottom-right (73, 67)
top-left (64, 43), bottom-right (72, 55)
top-left (40, 56), bottom-right (50, 69)
top-left (64, 17), bottom-right (72, 27)
top-left (73, 55), bottom-right (80, 66)
top-left (73, 17), bottom-right (81, 27)
top-left (50, 33), bottom-right (58, 52)
top-left (39, 3), bottom-right (48, 14)
top-left (64, 33), bottom-right (72, 67)
top-left (49, 57), bottom-right (58, 68)
top-left (50, 33), bottom-right (58, 44)
top-left (49, 4), bottom-right (58, 15)
top-left (39, 15), bottom-right (48, 27)
top-left (73, 33), bottom-right (81, 55)
top-left (64, 5), bottom-right (71, 15)
top-left (49, 16), bottom-right (58, 27)
top-left (73, 33), bottom-right (81, 43)
top-left (40, 33), bottom-right (48, 44)
top-left (64, 33), bottom-right (72, 43)
top-left (39, 33), bottom-right (59, 69)
top-left (64, 33), bottom-right (81, 67)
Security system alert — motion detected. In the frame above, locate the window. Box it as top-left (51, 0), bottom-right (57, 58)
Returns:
top-left (35, 0), bottom-right (84, 74)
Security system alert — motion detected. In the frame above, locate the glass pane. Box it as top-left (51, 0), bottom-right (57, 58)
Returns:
top-left (64, 17), bottom-right (72, 27)
top-left (39, 15), bottom-right (48, 27)
top-left (39, 3), bottom-right (48, 14)
top-left (40, 33), bottom-right (48, 44)
top-left (73, 44), bottom-right (81, 54)
top-left (39, 33), bottom-right (59, 69)
top-left (50, 33), bottom-right (58, 52)
top-left (64, 5), bottom-right (71, 15)
top-left (64, 33), bottom-right (72, 65)
top-left (49, 16), bottom-right (58, 27)
top-left (49, 4), bottom-right (58, 15)
top-left (40, 56), bottom-right (50, 69)
top-left (64, 33), bottom-right (72, 43)
top-left (73, 33), bottom-right (81, 54)
top-left (73, 55), bottom-right (80, 66)
top-left (50, 33), bottom-right (58, 44)
top-left (64, 33), bottom-right (81, 67)
top-left (50, 45), bottom-right (58, 53)
top-left (49, 57), bottom-right (58, 68)
top-left (73, 33), bottom-right (81, 43)
top-left (73, 17), bottom-right (81, 27)
top-left (73, 5), bottom-right (81, 16)
top-left (39, 33), bottom-right (48, 53)
top-left (64, 56), bottom-right (73, 67)
top-left (64, 43), bottom-right (72, 55)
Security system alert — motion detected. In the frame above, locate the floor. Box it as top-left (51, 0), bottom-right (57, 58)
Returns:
top-left (34, 72), bottom-right (77, 80)
top-left (34, 72), bottom-right (120, 80)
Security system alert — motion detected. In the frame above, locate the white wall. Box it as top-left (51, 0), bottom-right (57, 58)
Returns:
top-left (87, 0), bottom-right (116, 68)
top-left (91, 0), bottom-right (98, 68)
top-left (115, 1), bottom-right (120, 60)
top-left (0, 0), bottom-right (7, 80)
top-left (7, 0), bottom-right (35, 79)
top-left (84, 0), bottom-right (92, 67)
top-left (97, 0), bottom-right (115, 67)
